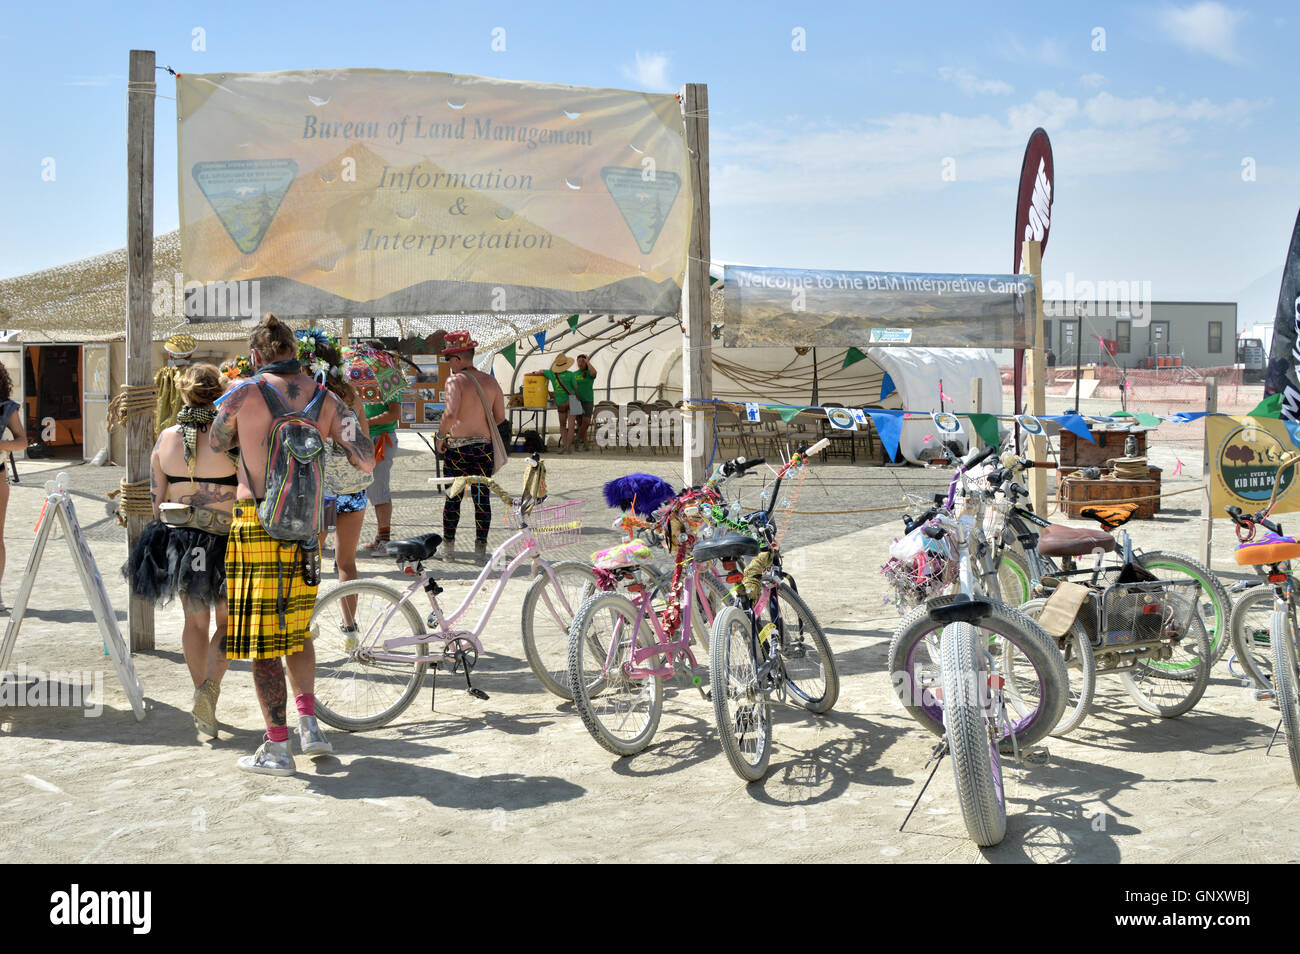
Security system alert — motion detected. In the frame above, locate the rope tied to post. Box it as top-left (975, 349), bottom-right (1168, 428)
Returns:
top-left (107, 479), bottom-right (153, 527)
top-left (106, 384), bottom-right (157, 432)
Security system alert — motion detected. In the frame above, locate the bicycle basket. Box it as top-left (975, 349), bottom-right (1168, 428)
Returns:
top-left (505, 498), bottom-right (584, 556)
top-left (1099, 578), bottom-right (1201, 646)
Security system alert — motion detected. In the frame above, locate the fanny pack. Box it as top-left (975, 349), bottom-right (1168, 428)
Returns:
top-left (159, 503), bottom-right (233, 536)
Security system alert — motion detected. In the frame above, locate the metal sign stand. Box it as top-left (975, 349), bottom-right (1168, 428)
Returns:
top-left (0, 474), bottom-right (146, 721)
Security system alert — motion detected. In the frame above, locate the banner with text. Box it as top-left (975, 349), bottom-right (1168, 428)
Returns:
top-left (722, 266), bottom-right (1037, 349)
top-left (176, 70), bottom-right (691, 319)
top-left (1207, 414), bottom-right (1300, 515)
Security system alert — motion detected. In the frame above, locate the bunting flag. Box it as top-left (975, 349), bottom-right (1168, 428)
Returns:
top-left (774, 406), bottom-right (803, 423)
top-left (533, 331), bottom-right (546, 353)
top-left (1056, 412), bottom-right (1096, 443)
top-left (842, 347), bottom-right (867, 370)
top-left (1250, 392), bottom-right (1283, 419)
top-left (865, 409), bottom-right (904, 461)
top-left (501, 342), bottom-right (517, 368)
top-left (1173, 458), bottom-right (1184, 476)
top-left (967, 413), bottom-right (1001, 449)
top-left (568, 315), bottom-right (579, 331)
top-left (880, 373), bottom-right (896, 401)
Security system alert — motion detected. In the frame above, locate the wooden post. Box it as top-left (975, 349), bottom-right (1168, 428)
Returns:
top-left (126, 49), bottom-right (156, 651)
top-left (680, 83), bottom-right (712, 485)
top-left (341, 316), bottom-right (352, 347)
top-left (970, 377), bottom-right (983, 449)
top-left (1200, 377), bottom-right (1218, 565)
top-left (1022, 240), bottom-right (1048, 515)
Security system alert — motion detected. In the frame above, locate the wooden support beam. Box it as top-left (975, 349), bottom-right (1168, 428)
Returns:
top-left (1200, 377), bottom-right (1217, 565)
top-left (970, 377), bottom-right (984, 449)
top-left (1022, 240), bottom-right (1048, 515)
top-left (680, 83), bottom-right (712, 485)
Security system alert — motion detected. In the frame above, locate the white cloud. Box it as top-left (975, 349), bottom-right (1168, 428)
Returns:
top-left (996, 34), bottom-right (1067, 66)
top-left (1159, 2), bottom-right (1246, 63)
top-left (1083, 90), bottom-right (1265, 125)
top-left (1079, 72), bottom-right (1107, 89)
top-left (938, 67), bottom-right (1013, 96)
top-left (620, 52), bottom-right (672, 92)
top-left (63, 75), bottom-right (118, 87)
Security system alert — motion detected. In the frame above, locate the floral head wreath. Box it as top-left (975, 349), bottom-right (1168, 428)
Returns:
top-left (220, 355), bottom-right (253, 380)
top-left (296, 328), bottom-right (343, 383)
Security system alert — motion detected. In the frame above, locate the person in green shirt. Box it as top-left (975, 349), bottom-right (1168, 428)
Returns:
top-left (362, 397), bottom-right (401, 554)
top-left (573, 354), bottom-right (598, 450)
top-left (542, 353), bottom-right (579, 454)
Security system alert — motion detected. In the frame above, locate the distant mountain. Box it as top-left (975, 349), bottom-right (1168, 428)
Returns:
top-left (1235, 268), bottom-right (1286, 332)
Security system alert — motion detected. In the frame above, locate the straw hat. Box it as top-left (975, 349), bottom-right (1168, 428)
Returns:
top-left (164, 333), bottom-right (197, 357)
top-left (551, 353), bottom-right (575, 373)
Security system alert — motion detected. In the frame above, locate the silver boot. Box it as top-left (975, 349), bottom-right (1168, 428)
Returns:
top-left (298, 715), bottom-right (333, 758)
top-left (237, 738), bottom-right (296, 777)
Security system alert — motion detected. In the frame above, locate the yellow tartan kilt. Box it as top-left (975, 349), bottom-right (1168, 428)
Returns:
top-left (225, 502), bottom-right (318, 660)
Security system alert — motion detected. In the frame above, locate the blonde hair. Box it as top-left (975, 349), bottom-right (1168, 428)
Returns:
top-left (178, 363), bottom-right (226, 407)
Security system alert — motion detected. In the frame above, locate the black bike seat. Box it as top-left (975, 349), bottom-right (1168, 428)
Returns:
top-left (388, 532), bottom-right (443, 561)
top-left (692, 532), bottom-right (760, 563)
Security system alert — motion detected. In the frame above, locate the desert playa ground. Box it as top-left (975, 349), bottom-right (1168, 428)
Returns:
top-left (1, 425), bottom-right (1296, 864)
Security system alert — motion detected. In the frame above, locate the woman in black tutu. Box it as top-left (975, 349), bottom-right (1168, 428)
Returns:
top-left (124, 363), bottom-right (236, 738)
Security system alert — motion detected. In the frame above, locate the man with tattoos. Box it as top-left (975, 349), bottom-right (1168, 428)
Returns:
top-left (211, 315), bottom-right (375, 776)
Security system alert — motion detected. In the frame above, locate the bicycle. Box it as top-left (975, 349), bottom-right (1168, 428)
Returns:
top-left (707, 440), bottom-right (840, 781)
top-left (566, 463), bottom-right (749, 757)
top-left (309, 466), bottom-right (589, 730)
top-left (1225, 451), bottom-right (1300, 785)
top-left (888, 443), bottom-right (1068, 847)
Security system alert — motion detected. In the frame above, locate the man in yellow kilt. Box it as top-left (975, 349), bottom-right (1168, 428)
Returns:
top-left (210, 315), bottom-right (374, 775)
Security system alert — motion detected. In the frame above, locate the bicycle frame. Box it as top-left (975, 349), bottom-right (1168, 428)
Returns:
top-left (607, 565), bottom-right (716, 680)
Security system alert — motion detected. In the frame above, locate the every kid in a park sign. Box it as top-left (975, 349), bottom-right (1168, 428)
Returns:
top-left (1207, 415), bottom-right (1300, 515)
top-left (176, 69), bottom-right (691, 318)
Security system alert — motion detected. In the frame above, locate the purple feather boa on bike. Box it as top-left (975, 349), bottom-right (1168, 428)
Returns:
top-left (602, 474), bottom-right (676, 517)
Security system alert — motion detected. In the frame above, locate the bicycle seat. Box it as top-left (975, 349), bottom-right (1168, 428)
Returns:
top-left (1037, 523), bottom-right (1116, 558)
top-left (1080, 503), bottom-right (1137, 530)
top-left (1235, 531), bottom-right (1300, 566)
top-left (388, 532), bottom-right (443, 561)
top-left (692, 532), bottom-right (760, 563)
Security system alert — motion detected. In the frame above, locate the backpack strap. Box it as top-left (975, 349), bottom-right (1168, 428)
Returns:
top-left (254, 376), bottom-right (326, 422)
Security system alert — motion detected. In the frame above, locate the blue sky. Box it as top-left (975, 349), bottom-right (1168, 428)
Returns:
top-left (3, 0), bottom-right (1298, 323)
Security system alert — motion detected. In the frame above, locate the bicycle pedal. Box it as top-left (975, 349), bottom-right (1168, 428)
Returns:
top-left (467, 687), bottom-right (489, 701)
top-left (1256, 689), bottom-right (1276, 702)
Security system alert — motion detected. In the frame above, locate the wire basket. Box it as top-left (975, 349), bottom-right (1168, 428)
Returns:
top-left (1099, 579), bottom-right (1201, 646)
top-left (504, 499), bottom-right (585, 556)
top-left (880, 531), bottom-right (959, 611)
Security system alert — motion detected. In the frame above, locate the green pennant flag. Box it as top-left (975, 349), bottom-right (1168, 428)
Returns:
top-left (967, 413), bottom-right (1000, 450)
top-left (1111, 411), bottom-right (1135, 418)
top-left (501, 342), bottom-right (517, 368)
top-left (1249, 391), bottom-right (1283, 419)
top-left (1133, 412), bottom-right (1162, 427)
top-left (842, 347), bottom-right (867, 370)
top-left (567, 315), bottom-right (579, 331)
top-left (772, 406), bottom-right (802, 423)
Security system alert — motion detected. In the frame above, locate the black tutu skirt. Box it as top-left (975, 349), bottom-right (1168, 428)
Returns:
top-left (123, 520), bottom-right (228, 608)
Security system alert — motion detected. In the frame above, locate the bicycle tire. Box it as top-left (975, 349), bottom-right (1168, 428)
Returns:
top-left (770, 582), bottom-right (839, 713)
top-left (888, 594), bottom-right (1068, 749)
top-left (520, 560), bottom-right (600, 700)
top-left (567, 591), bottom-right (664, 756)
top-left (1014, 597), bottom-right (1096, 736)
top-left (993, 548), bottom-right (1033, 608)
top-left (1271, 607), bottom-right (1300, 785)
top-left (710, 604), bottom-right (772, 781)
top-left (311, 580), bottom-right (428, 731)
top-left (1136, 550), bottom-right (1231, 674)
top-left (941, 622), bottom-right (1007, 847)
top-left (1119, 601), bottom-right (1211, 717)
top-left (1229, 584), bottom-right (1274, 691)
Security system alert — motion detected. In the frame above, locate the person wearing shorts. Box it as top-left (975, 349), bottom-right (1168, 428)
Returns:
top-left (573, 354), bottom-right (598, 451)
top-left (363, 397), bottom-right (401, 555)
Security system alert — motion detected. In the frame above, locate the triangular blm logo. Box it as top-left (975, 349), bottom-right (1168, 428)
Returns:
top-left (601, 166), bottom-right (681, 254)
top-left (193, 159), bottom-right (298, 254)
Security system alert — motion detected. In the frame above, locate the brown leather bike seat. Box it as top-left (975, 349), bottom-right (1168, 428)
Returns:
top-left (1038, 523), bottom-right (1116, 558)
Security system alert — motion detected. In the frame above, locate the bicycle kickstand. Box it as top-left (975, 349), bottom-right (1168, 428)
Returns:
top-left (899, 740), bottom-right (948, 833)
top-left (1267, 716), bottom-right (1283, 757)
top-left (454, 650), bottom-right (490, 701)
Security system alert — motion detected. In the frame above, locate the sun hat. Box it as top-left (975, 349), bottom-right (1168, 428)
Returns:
top-left (440, 330), bottom-right (477, 356)
top-left (551, 353), bottom-right (575, 373)
top-left (165, 333), bottom-right (197, 357)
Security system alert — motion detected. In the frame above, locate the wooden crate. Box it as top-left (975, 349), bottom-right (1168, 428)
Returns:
top-left (1059, 428), bottom-right (1151, 468)
top-left (1059, 466), bottom-right (1163, 519)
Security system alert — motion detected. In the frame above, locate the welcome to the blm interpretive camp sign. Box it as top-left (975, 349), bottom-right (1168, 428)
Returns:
top-left (176, 69), bottom-right (692, 317)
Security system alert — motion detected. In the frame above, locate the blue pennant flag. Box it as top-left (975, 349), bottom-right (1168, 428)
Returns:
top-left (1052, 412), bottom-right (1095, 444)
top-left (866, 409), bottom-right (904, 461)
top-left (534, 331), bottom-right (546, 353)
top-left (1167, 411), bottom-right (1209, 424)
top-left (880, 373), bottom-right (896, 402)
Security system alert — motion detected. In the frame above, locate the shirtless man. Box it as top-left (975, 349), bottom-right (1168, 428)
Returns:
top-left (210, 315), bottom-right (375, 776)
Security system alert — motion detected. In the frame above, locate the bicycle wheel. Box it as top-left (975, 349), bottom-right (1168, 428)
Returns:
top-left (1119, 596), bottom-right (1211, 717)
top-left (888, 594), bottom-right (1067, 749)
top-left (710, 604), bottom-right (772, 781)
top-left (567, 592), bottom-right (663, 756)
top-left (1136, 550), bottom-right (1230, 674)
top-left (770, 582), bottom-right (839, 713)
top-left (1229, 585), bottom-right (1274, 691)
top-left (1014, 597), bottom-right (1096, 736)
top-left (1270, 606), bottom-right (1300, 785)
top-left (311, 581), bottom-right (428, 731)
top-left (941, 622), bottom-right (1007, 847)
top-left (994, 548), bottom-right (1033, 608)
top-left (520, 560), bottom-right (599, 700)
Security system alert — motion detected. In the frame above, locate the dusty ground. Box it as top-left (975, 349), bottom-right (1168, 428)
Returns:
top-left (2, 419), bottom-right (1298, 864)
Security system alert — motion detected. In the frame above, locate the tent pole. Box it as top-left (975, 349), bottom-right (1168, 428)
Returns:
top-left (126, 49), bottom-right (156, 651)
top-left (681, 83), bottom-right (712, 484)
top-left (1072, 301), bottom-right (1083, 414)
top-left (1023, 240), bottom-right (1048, 515)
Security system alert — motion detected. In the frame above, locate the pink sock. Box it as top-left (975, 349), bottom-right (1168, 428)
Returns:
top-left (295, 694), bottom-right (315, 717)
top-left (266, 726), bottom-right (290, 743)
